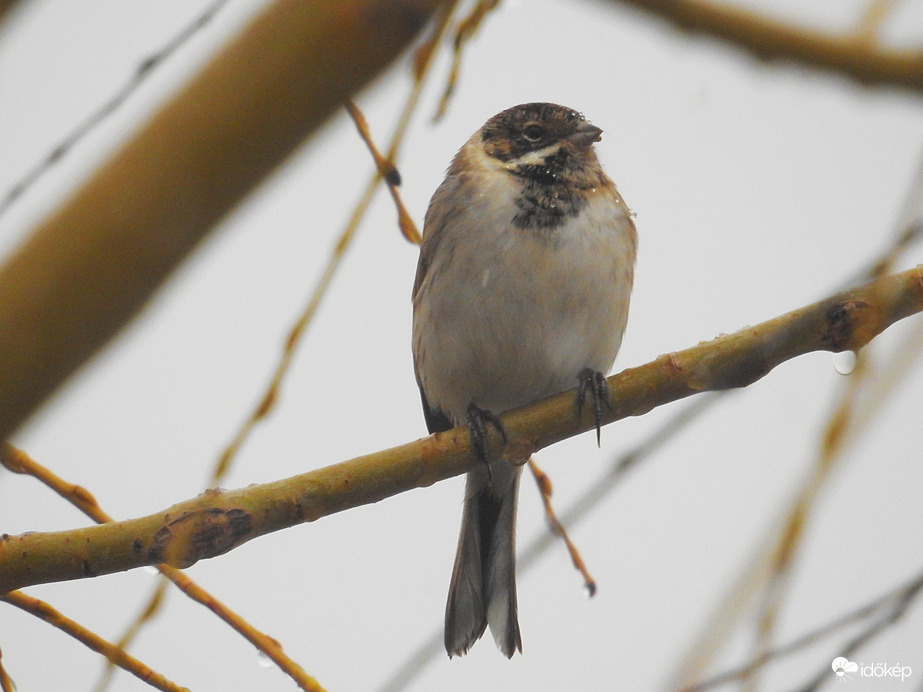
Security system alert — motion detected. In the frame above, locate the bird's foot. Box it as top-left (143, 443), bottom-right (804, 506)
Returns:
top-left (465, 403), bottom-right (507, 482)
top-left (577, 368), bottom-right (611, 446)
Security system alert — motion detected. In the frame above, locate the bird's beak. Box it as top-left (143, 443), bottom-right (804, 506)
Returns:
top-left (568, 121), bottom-right (603, 146)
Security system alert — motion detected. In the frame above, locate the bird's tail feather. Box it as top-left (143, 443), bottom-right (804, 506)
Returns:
top-left (444, 463), bottom-right (522, 658)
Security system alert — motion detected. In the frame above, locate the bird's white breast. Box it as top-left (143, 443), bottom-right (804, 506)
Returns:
top-left (413, 161), bottom-right (636, 424)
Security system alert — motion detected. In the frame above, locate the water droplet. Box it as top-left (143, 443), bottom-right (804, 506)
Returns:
top-left (833, 350), bottom-right (856, 375)
top-left (257, 651), bottom-right (274, 669)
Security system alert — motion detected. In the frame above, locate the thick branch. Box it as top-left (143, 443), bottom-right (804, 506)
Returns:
top-left (614, 0), bottom-right (923, 92)
top-left (0, 0), bottom-right (442, 440)
top-left (0, 0), bottom-right (21, 25)
top-left (1, 266), bottom-right (921, 593)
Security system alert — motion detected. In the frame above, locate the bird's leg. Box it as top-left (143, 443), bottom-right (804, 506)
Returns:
top-left (577, 368), bottom-right (611, 446)
top-left (465, 403), bottom-right (507, 483)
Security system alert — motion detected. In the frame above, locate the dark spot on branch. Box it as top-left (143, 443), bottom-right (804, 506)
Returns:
top-left (384, 164), bottom-right (402, 187)
top-left (822, 300), bottom-right (869, 351)
top-left (148, 508), bottom-right (253, 568)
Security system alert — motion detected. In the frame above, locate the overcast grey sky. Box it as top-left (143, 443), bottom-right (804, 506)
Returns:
top-left (2, 1), bottom-right (923, 690)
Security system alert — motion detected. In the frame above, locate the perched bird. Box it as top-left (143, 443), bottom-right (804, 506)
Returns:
top-left (411, 102), bottom-right (637, 658)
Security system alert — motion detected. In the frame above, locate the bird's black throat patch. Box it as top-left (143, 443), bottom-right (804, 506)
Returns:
top-left (511, 149), bottom-right (591, 231)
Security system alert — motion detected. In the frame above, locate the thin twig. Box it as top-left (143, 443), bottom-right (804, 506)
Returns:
top-left (527, 457), bottom-right (596, 595)
top-left (669, 158), bottom-right (923, 690)
top-left (0, 645), bottom-right (13, 692)
top-left (207, 1), bottom-right (456, 488)
top-left (0, 0), bottom-right (232, 219)
top-left (0, 445), bottom-right (326, 692)
top-left (744, 350), bottom-right (870, 692)
top-left (742, 149), bottom-right (923, 691)
top-left (855, 0), bottom-right (898, 46)
top-left (2, 591), bottom-right (188, 692)
top-left (343, 100), bottom-right (403, 187)
top-left (94, 579), bottom-right (169, 692)
top-left (682, 568), bottom-right (923, 691)
top-left (433, 0), bottom-right (500, 121)
top-left (798, 571), bottom-right (923, 691)
top-left (157, 564), bottom-right (324, 691)
top-left (344, 99), bottom-right (420, 243)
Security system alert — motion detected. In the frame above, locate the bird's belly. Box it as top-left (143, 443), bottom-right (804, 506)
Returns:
top-left (415, 214), bottom-right (633, 423)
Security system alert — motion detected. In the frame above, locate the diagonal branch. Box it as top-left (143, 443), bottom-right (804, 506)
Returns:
top-left (0, 0), bottom-right (443, 441)
top-left (1, 265), bottom-right (921, 594)
top-left (0, 445), bottom-right (325, 691)
top-left (2, 591), bottom-right (187, 692)
top-left (682, 567), bottom-right (923, 691)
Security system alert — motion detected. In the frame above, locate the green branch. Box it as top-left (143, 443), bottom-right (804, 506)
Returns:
top-left (2, 265), bottom-right (921, 594)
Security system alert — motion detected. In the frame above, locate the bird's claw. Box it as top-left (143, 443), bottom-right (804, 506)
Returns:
top-left (465, 403), bottom-right (507, 482)
top-left (577, 368), bottom-right (611, 446)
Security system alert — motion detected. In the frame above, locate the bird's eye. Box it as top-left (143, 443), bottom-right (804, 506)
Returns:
top-left (522, 123), bottom-right (544, 141)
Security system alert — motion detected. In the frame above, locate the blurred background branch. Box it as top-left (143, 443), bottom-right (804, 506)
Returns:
top-left (0, 0), bottom-right (442, 441)
top-left (614, 0), bottom-right (923, 92)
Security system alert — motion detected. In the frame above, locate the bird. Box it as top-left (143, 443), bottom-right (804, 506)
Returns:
top-left (411, 102), bottom-right (637, 658)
